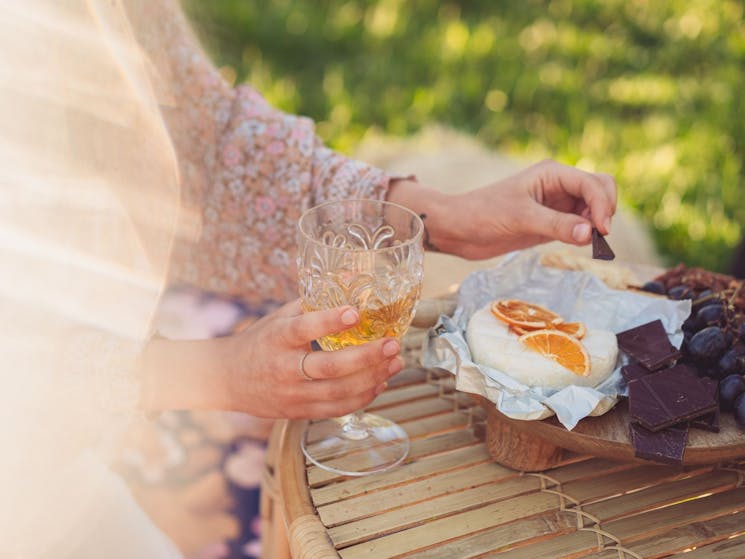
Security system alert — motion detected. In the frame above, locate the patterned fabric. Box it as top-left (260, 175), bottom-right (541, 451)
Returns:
top-left (124, 0), bottom-right (391, 301)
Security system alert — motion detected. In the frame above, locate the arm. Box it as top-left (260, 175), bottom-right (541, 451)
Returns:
top-left (138, 300), bottom-right (404, 419)
top-left (126, 0), bottom-right (392, 302)
top-left (386, 159), bottom-right (617, 259)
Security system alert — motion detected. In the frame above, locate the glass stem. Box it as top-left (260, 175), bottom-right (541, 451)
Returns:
top-left (341, 411), bottom-right (370, 440)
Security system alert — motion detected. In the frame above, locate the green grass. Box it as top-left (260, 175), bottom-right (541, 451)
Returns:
top-left (184, 0), bottom-right (745, 273)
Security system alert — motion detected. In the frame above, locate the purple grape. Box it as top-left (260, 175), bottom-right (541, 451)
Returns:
top-left (682, 330), bottom-right (694, 352)
top-left (642, 280), bottom-right (666, 295)
top-left (725, 329), bottom-right (735, 347)
top-left (734, 392), bottom-right (745, 428)
top-left (692, 290), bottom-right (716, 309)
top-left (717, 349), bottom-right (745, 377)
top-left (668, 285), bottom-right (693, 300)
top-left (719, 374), bottom-right (745, 411)
top-left (682, 315), bottom-right (697, 334)
top-left (695, 304), bottom-right (724, 329)
top-left (688, 326), bottom-right (728, 362)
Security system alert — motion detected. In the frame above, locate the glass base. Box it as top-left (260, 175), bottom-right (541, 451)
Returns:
top-left (301, 413), bottom-right (410, 476)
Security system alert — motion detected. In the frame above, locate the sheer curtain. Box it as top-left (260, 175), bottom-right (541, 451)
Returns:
top-left (0, 1), bottom-right (184, 556)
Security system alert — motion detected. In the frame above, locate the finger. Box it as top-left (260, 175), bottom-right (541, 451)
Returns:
top-left (282, 305), bottom-right (360, 346)
top-left (592, 172), bottom-right (618, 232)
top-left (527, 203), bottom-right (593, 246)
top-left (592, 172), bottom-right (617, 210)
top-left (575, 172), bottom-right (615, 235)
top-left (300, 337), bottom-right (401, 381)
top-left (295, 385), bottom-right (389, 420)
top-left (284, 343), bottom-right (401, 420)
top-left (544, 162), bottom-right (616, 235)
top-left (299, 356), bottom-right (404, 402)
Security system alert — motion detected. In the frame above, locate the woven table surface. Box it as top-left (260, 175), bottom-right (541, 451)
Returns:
top-left (272, 328), bottom-right (745, 559)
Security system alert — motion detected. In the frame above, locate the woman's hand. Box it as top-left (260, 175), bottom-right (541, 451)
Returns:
top-left (140, 300), bottom-right (404, 420)
top-left (223, 300), bottom-right (404, 419)
top-left (387, 159), bottom-right (617, 259)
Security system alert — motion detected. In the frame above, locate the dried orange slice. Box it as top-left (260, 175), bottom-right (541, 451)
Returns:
top-left (508, 324), bottom-right (530, 336)
top-left (553, 321), bottom-right (587, 339)
top-left (490, 299), bottom-right (563, 329)
top-left (518, 329), bottom-right (591, 376)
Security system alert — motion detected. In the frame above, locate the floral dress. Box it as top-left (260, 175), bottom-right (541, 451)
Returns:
top-left (125, 0), bottom-right (391, 302)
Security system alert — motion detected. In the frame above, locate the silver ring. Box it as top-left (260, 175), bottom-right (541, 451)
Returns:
top-left (298, 351), bottom-right (313, 381)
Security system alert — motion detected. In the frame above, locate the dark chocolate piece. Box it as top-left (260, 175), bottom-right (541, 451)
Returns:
top-left (630, 422), bottom-right (688, 465)
top-left (621, 362), bottom-right (650, 383)
top-left (616, 319), bottom-right (682, 371)
top-left (592, 228), bottom-right (615, 260)
top-left (628, 364), bottom-right (718, 431)
top-left (690, 377), bottom-right (721, 433)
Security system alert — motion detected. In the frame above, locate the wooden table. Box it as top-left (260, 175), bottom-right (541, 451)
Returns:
top-left (260, 328), bottom-right (745, 559)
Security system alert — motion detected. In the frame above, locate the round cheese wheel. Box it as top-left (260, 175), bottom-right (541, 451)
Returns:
top-left (466, 304), bottom-right (618, 389)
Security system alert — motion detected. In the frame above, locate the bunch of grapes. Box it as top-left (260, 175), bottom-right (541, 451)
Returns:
top-left (642, 265), bottom-right (745, 428)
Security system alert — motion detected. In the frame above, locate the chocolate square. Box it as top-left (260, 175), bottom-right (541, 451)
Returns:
top-left (628, 364), bottom-right (718, 431)
top-left (630, 422), bottom-right (688, 465)
top-left (621, 362), bottom-right (650, 383)
top-left (616, 319), bottom-right (682, 371)
top-left (690, 377), bottom-right (720, 433)
top-left (592, 228), bottom-right (615, 260)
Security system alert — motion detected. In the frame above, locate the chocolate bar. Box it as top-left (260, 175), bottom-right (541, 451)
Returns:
top-left (630, 422), bottom-right (688, 465)
top-left (628, 364), bottom-right (718, 431)
top-left (592, 228), bottom-right (615, 260)
top-left (690, 377), bottom-right (720, 433)
top-left (616, 319), bottom-right (682, 371)
top-left (621, 362), bottom-right (650, 383)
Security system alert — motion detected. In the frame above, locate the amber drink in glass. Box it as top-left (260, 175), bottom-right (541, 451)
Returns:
top-left (297, 199), bottom-right (424, 476)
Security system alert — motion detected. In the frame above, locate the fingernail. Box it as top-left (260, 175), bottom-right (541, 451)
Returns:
top-left (603, 216), bottom-right (612, 235)
top-left (388, 356), bottom-right (404, 375)
top-left (375, 382), bottom-right (388, 396)
top-left (341, 308), bottom-right (359, 325)
top-left (382, 339), bottom-right (400, 357)
top-left (572, 222), bottom-right (591, 243)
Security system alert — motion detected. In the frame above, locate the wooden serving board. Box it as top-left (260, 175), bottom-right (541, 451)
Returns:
top-left (456, 258), bottom-right (745, 471)
top-left (478, 395), bottom-right (745, 471)
top-left (419, 257), bottom-right (745, 472)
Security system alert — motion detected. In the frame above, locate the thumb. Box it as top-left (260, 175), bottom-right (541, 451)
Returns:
top-left (531, 205), bottom-right (593, 246)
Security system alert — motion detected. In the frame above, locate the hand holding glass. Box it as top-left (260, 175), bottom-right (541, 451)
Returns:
top-left (297, 199), bottom-right (424, 476)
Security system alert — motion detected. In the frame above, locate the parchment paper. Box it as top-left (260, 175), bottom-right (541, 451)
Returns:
top-left (421, 250), bottom-right (691, 430)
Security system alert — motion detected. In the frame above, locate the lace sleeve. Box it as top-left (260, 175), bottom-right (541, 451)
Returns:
top-left (165, 83), bottom-right (391, 301)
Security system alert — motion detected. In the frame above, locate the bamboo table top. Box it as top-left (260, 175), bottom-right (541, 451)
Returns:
top-left (271, 329), bottom-right (745, 559)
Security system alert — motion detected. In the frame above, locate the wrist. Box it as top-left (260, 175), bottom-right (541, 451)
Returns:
top-left (386, 178), bottom-right (454, 253)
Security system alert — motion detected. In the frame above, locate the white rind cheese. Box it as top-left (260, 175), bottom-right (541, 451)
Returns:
top-left (466, 304), bottom-right (618, 389)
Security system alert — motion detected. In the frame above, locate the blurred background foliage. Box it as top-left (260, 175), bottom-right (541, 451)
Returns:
top-left (184, 0), bottom-right (745, 273)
